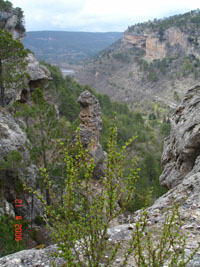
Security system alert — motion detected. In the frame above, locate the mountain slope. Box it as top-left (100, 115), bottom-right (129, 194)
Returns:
top-left (75, 10), bottom-right (200, 113)
top-left (22, 31), bottom-right (122, 66)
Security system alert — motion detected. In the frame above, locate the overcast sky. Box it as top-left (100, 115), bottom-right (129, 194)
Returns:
top-left (11, 0), bottom-right (200, 32)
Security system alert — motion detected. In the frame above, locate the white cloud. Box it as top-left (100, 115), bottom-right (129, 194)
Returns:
top-left (10, 0), bottom-right (200, 32)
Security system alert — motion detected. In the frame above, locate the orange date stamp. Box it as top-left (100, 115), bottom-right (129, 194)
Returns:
top-left (15, 199), bottom-right (22, 241)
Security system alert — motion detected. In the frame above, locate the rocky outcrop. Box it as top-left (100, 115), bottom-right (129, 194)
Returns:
top-left (0, 109), bottom-right (28, 161)
top-left (160, 84), bottom-right (200, 188)
top-left (0, 108), bottom-right (42, 221)
top-left (122, 34), bottom-right (146, 49)
top-left (0, 11), bottom-right (24, 40)
top-left (77, 90), bottom-right (106, 179)
top-left (26, 53), bottom-right (51, 82)
top-left (2, 53), bottom-right (51, 108)
top-left (0, 13), bottom-right (50, 223)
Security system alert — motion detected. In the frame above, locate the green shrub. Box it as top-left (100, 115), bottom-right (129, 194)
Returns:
top-left (25, 125), bottom-right (200, 266)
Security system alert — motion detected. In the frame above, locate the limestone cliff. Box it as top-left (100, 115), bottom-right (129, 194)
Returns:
top-left (122, 27), bottom-right (198, 61)
top-left (0, 11), bottom-right (24, 40)
top-left (160, 84), bottom-right (200, 188)
top-left (0, 3), bottom-right (51, 234)
top-left (3, 52), bottom-right (51, 108)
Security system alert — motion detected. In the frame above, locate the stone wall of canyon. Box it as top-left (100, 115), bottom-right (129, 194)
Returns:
top-left (122, 27), bottom-right (200, 60)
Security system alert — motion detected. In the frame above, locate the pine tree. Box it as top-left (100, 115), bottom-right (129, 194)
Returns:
top-left (15, 88), bottom-right (67, 205)
top-left (0, 28), bottom-right (27, 107)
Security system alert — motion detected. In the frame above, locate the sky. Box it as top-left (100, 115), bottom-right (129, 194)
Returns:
top-left (11, 0), bottom-right (200, 32)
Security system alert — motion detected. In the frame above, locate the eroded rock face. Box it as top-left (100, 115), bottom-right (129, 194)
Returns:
top-left (77, 90), bottom-right (106, 179)
top-left (145, 36), bottom-right (167, 59)
top-left (26, 53), bottom-right (51, 82)
top-left (0, 11), bottom-right (24, 40)
top-left (160, 84), bottom-right (200, 189)
top-left (2, 53), bottom-right (51, 108)
top-left (0, 109), bottom-right (27, 160)
top-left (122, 27), bottom-right (200, 60)
top-left (0, 109), bottom-right (42, 221)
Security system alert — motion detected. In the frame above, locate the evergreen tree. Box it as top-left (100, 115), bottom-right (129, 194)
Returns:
top-left (0, 28), bottom-right (27, 106)
top-left (15, 88), bottom-right (67, 205)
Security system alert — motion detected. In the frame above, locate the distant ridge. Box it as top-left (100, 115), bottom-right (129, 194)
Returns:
top-left (75, 9), bottom-right (200, 112)
top-left (22, 31), bottom-right (122, 66)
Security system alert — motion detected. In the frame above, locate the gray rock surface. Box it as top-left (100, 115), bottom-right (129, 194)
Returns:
top-left (3, 53), bottom-right (51, 108)
top-left (26, 53), bottom-right (51, 82)
top-left (160, 83), bottom-right (200, 189)
top-left (0, 9), bottom-right (50, 107)
top-left (0, 11), bottom-right (24, 40)
top-left (0, 109), bottom-right (27, 161)
top-left (77, 90), bottom-right (106, 179)
top-left (0, 245), bottom-right (65, 267)
top-left (0, 108), bottom-right (42, 221)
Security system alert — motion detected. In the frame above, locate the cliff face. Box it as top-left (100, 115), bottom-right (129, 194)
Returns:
top-left (160, 84), bottom-right (200, 188)
top-left (122, 27), bottom-right (195, 61)
top-left (3, 53), bottom-right (51, 108)
top-left (0, 11), bottom-right (24, 40)
top-left (0, 8), bottom-right (51, 227)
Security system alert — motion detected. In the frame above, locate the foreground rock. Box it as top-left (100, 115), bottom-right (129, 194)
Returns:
top-left (160, 84), bottom-right (200, 189)
top-left (0, 245), bottom-right (65, 267)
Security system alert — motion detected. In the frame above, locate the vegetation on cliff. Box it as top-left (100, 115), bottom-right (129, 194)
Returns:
top-left (0, 28), bottom-right (27, 107)
top-left (127, 9), bottom-right (200, 36)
